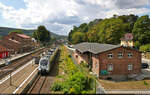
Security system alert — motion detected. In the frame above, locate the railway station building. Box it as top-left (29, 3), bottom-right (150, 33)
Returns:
top-left (74, 42), bottom-right (141, 81)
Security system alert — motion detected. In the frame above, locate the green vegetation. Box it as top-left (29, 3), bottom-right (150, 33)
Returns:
top-left (68, 14), bottom-right (150, 48)
top-left (0, 35), bottom-right (2, 40)
top-left (9, 29), bottom-right (24, 34)
top-left (32, 25), bottom-right (51, 46)
top-left (49, 48), bottom-right (59, 65)
top-left (140, 44), bottom-right (150, 52)
top-left (51, 46), bottom-right (95, 94)
top-left (0, 26), bottom-right (66, 40)
top-left (133, 15), bottom-right (150, 48)
top-left (144, 81), bottom-right (148, 85)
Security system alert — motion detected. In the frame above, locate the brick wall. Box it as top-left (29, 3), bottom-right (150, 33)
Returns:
top-left (97, 47), bottom-right (141, 76)
top-left (92, 54), bottom-right (99, 76)
top-left (74, 50), bottom-right (90, 64)
top-left (2, 32), bottom-right (33, 53)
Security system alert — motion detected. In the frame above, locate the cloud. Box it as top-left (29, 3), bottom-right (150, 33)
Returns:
top-left (0, 0), bottom-right (150, 35)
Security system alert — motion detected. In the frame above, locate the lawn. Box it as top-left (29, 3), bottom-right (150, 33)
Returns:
top-left (99, 79), bottom-right (150, 90)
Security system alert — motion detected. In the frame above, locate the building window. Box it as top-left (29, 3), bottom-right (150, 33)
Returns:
top-left (108, 53), bottom-right (113, 59)
top-left (128, 52), bottom-right (133, 58)
top-left (107, 64), bottom-right (113, 71)
top-left (118, 52), bottom-right (123, 58)
top-left (128, 64), bottom-right (133, 70)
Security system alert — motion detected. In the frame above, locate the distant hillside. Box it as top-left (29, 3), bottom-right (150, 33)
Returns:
top-left (0, 27), bottom-right (67, 40)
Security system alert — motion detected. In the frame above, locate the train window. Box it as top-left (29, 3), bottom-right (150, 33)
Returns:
top-left (40, 60), bottom-right (48, 66)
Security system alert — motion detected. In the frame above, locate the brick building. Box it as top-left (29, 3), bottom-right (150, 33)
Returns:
top-left (74, 42), bottom-right (141, 81)
top-left (0, 32), bottom-right (34, 54)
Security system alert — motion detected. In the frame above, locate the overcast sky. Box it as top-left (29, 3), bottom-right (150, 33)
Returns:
top-left (0, 0), bottom-right (150, 35)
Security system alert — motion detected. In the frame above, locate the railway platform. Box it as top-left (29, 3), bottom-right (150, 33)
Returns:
top-left (0, 60), bottom-right (38, 94)
top-left (0, 48), bottom-right (43, 65)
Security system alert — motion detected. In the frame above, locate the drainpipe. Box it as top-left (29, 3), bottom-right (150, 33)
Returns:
top-left (89, 44), bottom-right (92, 71)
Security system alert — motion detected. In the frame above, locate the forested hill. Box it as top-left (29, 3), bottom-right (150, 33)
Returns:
top-left (0, 27), bottom-right (66, 39)
top-left (68, 14), bottom-right (150, 49)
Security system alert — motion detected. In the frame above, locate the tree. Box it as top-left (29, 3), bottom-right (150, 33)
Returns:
top-left (32, 25), bottom-right (51, 45)
top-left (9, 29), bottom-right (24, 34)
top-left (72, 32), bottom-right (87, 44)
top-left (140, 44), bottom-right (150, 52)
top-left (132, 15), bottom-right (150, 46)
top-left (97, 18), bottom-right (125, 44)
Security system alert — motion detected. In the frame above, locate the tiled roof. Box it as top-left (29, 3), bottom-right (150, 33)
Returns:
top-left (17, 34), bottom-right (30, 39)
top-left (120, 33), bottom-right (133, 41)
top-left (74, 42), bottom-right (121, 54)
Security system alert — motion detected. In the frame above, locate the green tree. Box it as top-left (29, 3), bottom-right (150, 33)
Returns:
top-left (140, 44), bottom-right (150, 52)
top-left (97, 18), bottom-right (125, 44)
top-left (9, 29), bottom-right (24, 34)
top-left (132, 15), bottom-right (150, 46)
top-left (32, 25), bottom-right (51, 45)
top-left (72, 32), bottom-right (87, 44)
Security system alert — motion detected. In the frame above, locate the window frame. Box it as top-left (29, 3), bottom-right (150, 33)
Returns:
top-left (118, 52), bottom-right (123, 58)
top-left (128, 52), bottom-right (133, 58)
top-left (107, 53), bottom-right (113, 59)
top-left (107, 63), bottom-right (113, 71)
top-left (128, 64), bottom-right (133, 70)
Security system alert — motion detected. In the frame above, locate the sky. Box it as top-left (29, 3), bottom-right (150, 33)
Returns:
top-left (0, 0), bottom-right (150, 35)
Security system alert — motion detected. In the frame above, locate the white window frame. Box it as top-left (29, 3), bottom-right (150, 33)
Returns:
top-left (108, 53), bottom-right (113, 59)
top-left (128, 52), bottom-right (133, 58)
top-left (107, 64), bottom-right (113, 71)
top-left (118, 52), bottom-right (123, 58)
top-left (128, 64), bottom-right (133, 70)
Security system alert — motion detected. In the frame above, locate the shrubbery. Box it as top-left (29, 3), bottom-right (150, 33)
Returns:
top-left (51, 47), bottom-right (95, 94)
top-left (140, 44), bottom-right (150, 52)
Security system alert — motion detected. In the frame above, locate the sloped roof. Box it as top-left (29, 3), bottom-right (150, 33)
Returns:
top-left (120, 33), bottom-right (133, 41)
top-left (74, 42), bottom-right (121, 54)
top-left (17, 34), bottom-right (30, 39)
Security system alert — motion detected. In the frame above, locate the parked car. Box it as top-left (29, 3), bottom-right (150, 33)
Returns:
top-left (141, 63), bottom-right (149, 69)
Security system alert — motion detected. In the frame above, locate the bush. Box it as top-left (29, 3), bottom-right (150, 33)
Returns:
top-left (140, 44), bottom-right (150, 52)
top-left (80, 61), bottom-right (88, 68)
top-left (68, 54), bottom-right (71, 58)
top-left (144, 81), bottom-right (148, 85)
top-left (51, 81), bottom-right (63, 91)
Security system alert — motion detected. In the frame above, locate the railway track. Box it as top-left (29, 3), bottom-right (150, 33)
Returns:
top-left (28, 75), bottom-right (47, 94)
top-left (0, 48), bottom-right (47, 80)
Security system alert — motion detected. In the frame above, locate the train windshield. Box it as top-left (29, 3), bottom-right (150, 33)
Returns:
top-left (40, 59), bottom-right (48, 66)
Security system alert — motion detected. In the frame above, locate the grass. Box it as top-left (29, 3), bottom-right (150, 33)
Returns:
top-left (99, 79), bottom-right (150, 90)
